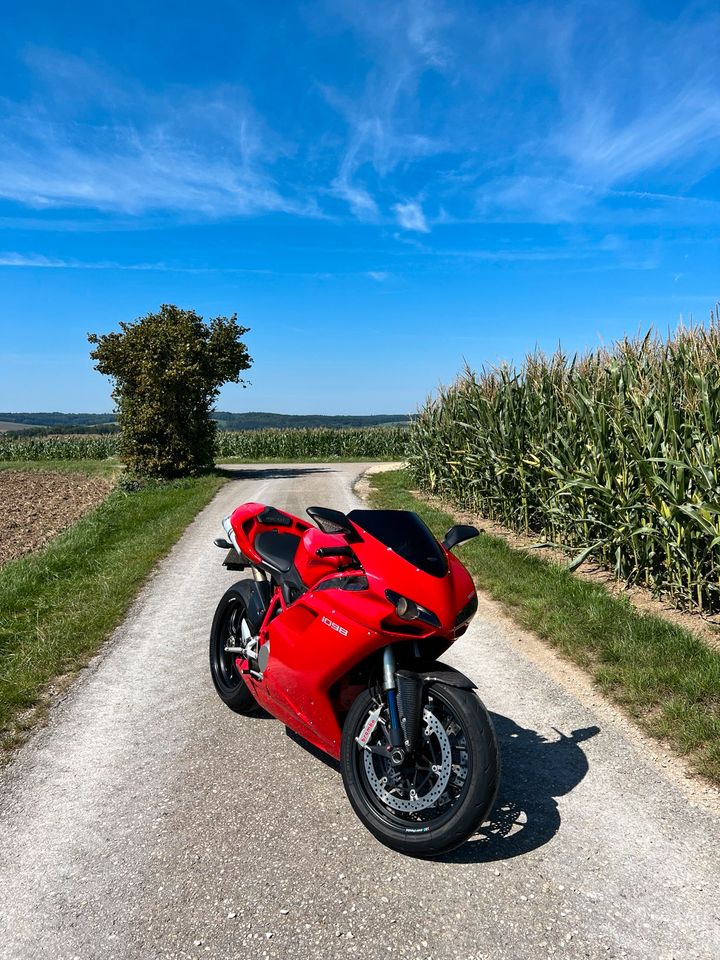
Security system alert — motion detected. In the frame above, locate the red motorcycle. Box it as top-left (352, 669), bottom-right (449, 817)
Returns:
top-left (210, 502), bottom-right (499, 856)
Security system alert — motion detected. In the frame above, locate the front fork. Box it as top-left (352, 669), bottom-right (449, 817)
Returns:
top-left (382, 646), bottom-right (405, 757)
top-left (381, 644), bottom-right (427, 760)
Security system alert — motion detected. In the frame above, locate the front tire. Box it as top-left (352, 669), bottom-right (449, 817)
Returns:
top-left (340, 683), bottom-right (499, 857)
top-left (209, 583), bottom-right (260, 715)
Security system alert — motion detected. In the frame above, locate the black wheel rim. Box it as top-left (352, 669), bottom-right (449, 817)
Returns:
top-left (212, 599), bottom-right (244, 694)
top-left (351, 687), bottom-right (474, 831)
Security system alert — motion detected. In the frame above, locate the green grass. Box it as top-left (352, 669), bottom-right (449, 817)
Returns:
top-left (0, 458), bottom-right (121, 475)
top-left (370, 469), bottom-right (720, 784)
top-left (0, 471), bottom-right (225, 753)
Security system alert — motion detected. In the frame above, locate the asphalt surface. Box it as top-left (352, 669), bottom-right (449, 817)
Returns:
top-left (1, 462), bottom-right (719, 960)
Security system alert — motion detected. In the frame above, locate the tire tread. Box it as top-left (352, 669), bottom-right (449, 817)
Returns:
top-left (209, 583), bottom-right (261, 716)
top-left (340, 683), bottom-right (500, 857)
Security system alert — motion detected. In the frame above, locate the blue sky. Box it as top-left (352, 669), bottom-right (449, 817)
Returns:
top-left (1, 0), bottom-right (719, 414)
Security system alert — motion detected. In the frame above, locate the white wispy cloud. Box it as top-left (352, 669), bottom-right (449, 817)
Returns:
top-left (330, 121), bottom-right (381, 218)
top-left (549, 13), bottom-right (720, 195)
top-left (473, 3), bottom-right (720, 223)
top-left (558, 96), bottom-right (720, 187)
top-left (476, 176), bottom-right (598, 223)
top-left (0, 253), bottom-right (71, 268)
top-left (0, 252), bottom-right (191, 270)
top-left (322, 0), bottom-right (450, 219)
top-left (320, 1), bottom-right (720, 227)
top-left (393, 201), bottom-right (429, 232)
top-left (0, 49), bottom-right (314, 219)
top-left (3, 4), bottom-right (720, 234)
top-left (366, 270), bottom-right (390, 281)
top-left (0, 252), bottom-right (275, 273)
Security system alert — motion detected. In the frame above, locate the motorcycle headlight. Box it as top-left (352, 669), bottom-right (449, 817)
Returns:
top-left (385, 589), bottom-right (441, 628)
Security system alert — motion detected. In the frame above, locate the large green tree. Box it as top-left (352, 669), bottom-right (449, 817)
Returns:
top-left (89, 304), bottom-right (252, 478)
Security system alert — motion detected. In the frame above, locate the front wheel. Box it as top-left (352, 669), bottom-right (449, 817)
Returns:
top-left (340, 683), bottom-right (499, 857)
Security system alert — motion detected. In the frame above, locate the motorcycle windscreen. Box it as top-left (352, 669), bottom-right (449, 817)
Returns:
top-left (346, 509), bottom-right (448, 577)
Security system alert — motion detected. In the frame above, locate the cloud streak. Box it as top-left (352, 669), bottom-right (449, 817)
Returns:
top-left (393, 201), bottom-right (429, 232)
top-left (0, 252), bottom-right (275, 273)
top-left (472, 3), bottom-right (720, 222)
top-left (2, 4), bottom-right (720, 232)
top-left (0, 50), bottom-right (313, 219)
top-left (322, 0), bottom-right (451, 226)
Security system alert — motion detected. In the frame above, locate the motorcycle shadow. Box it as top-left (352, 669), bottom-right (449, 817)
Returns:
top-left (287, 715), bottom-right (600, 863)
top-left (219, 466), bottom-right (337, 481)
top-left (439, 714), bottom-right (600, 864)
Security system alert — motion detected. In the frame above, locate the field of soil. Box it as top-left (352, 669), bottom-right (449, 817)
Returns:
top-left (0, 471), bottom-right (115, 566)
top-left (0, 422), bottom-right (37, 432)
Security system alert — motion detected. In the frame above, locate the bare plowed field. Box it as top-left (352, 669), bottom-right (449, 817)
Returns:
top-left (0, 471), bottom-right (115, 566)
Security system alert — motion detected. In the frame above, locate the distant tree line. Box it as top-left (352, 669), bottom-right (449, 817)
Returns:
top-left (1, 423), bottom-right (120, 437)
top-left (0, 412), bottom-right (117, 427)
top-left (212, 412), bottom-right (413, 430)
top-left (1, 411), bottom-right (413, 433)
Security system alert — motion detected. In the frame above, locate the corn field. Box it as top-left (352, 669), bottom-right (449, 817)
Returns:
top-left (407, 314), bottom-right (720, 612)
top-left (0, 426), bottom-right (409, 464)
top-left (214, 426), bottom-right (408, 460)
top-left (0, 435), bottom-right (118, 461)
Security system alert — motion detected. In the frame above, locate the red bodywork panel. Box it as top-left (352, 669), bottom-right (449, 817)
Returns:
top-left (227, 503), bottom-right (476, 760)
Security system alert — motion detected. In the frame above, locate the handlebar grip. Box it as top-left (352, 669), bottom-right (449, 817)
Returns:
top-left (316, 545), bottom-right (354, 558)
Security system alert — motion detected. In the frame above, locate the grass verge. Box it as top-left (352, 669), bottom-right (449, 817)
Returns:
top-left (369, 469), bottom-right (720, 785)
top-left (0, 458), bottom-right (120, 476)
top-left (0, 471), bottom-right (225, 755)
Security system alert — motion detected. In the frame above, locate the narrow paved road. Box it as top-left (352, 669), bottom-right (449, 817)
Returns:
top-left (1, 463), bottom-right (718, 960)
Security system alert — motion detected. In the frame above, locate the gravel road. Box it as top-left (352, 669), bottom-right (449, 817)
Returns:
top-left (1, 463), bottom-right (719, 960)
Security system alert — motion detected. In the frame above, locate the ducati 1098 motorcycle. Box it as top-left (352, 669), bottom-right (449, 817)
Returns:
top-left (209, 502), bottom-right (500, 857)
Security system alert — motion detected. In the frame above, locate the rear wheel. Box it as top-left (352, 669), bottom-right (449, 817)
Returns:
top-left (209, 584), bottom-right (260, 715)
top-left (340, 683), bottom-right (499, 857)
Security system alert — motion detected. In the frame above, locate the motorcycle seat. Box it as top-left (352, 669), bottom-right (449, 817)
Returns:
top-left (255, 531), bottom-right (301, 573)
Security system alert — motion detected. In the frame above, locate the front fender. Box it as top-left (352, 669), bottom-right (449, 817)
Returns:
top-left (395, 662), bottom-right (477, 751)
top-left (398, 660), bottom-right (477, 690)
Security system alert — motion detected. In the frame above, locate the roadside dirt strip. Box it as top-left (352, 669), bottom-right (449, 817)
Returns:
top-left (0, 463), bottom-right (718, 960)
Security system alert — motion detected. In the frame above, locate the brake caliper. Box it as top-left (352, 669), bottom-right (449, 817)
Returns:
top-left (355, 705), bottom-right (383, 750)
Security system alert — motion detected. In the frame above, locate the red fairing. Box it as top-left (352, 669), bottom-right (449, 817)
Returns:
top-left (295, 526), bottom-right (362, 586)
top-left (229, 503), bottom-right (362, 587)
top-left (227, 502), bottom-right (312, 566)
top-left (227, 504), bottom-right (478, 760)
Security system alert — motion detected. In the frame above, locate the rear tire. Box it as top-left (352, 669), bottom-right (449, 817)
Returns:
top-left (340, 682), bottom-right (499, 857)
top-left (209, 584), bottom-right (261, 715)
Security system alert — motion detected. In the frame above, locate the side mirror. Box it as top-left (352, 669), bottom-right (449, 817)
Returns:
top-left (442, 524), bottom-right (480, 551)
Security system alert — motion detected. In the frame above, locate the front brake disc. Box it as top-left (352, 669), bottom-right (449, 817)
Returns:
top-left (363, 707), bottom-right (452, 813)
